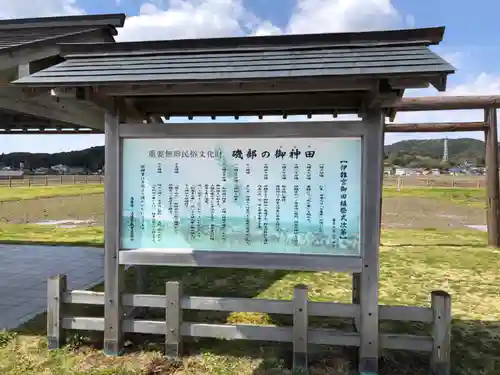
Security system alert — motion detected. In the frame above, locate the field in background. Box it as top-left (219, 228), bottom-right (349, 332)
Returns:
top-left (0, 174), bottom-right (488, 189)
top-left (0, 174), bottom-right (103, 187)
top-left (0, 184), bottom-right (497, 374)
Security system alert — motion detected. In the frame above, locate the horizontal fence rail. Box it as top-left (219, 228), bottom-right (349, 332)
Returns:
top-left (0, 174), bottom-right (485, 189)
top-left (48, 274), bottom-right (451, 374)
top-left (0, 174), bottom-right (104, 187)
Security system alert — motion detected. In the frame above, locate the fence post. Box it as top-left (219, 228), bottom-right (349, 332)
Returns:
top-left (293, 284), bottom-right (309, 373)
top-left (165, 281), bottom-right (182, 360)
top-left (72, 175), bottom-right (76, 184)
top-left (47, 274), bottom-right (67, 349)
top-left (352, 274), bottom-right (361, 332)
top-left (45, 175), bottom-right (48, 186)
top-left (431, 290), bottom-right (451, 375)
top-left (60, 175), bottom-right (63, 184)
top-left (8, 176), bottom-right (11, 187)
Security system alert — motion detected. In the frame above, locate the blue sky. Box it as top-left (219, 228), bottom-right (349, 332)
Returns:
top-left (1, 0), bottom-right (499, 153)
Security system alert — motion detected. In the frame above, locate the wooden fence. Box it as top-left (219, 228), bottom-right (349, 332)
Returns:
top-left (384, 176), bottom-right (484, 189)
top-left (0, 174), bottom-right (484, 189)
top-left (0, 174), bottom-right (103, 187)
top-left (48, 275), bottom-right (451, 374)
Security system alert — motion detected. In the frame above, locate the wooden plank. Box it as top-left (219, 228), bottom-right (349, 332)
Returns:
top-left (46, 58), bottom-right (446, 76)
top-left (94, 76), bottom-right (426, 97)
top-left (103, 101), bottom-right (124, 356)
top-left (385, 121), bottom-right (487, 132)
top-left (62, 45), bottom-right (432, 63)
top-left (119, 248), bottom-right (363, 273)
top-left (61, 52), bottom-right (440, 69)
top-left (384, 95), bottom-right (500, 111)
top-left (61, 40), bottom-right (435, 57)
top-left (61, 316), bottom-right (433, 353)
top-left (431, 291), bottom-right (451, 375)
top-left (63, 290), bottom-right (105, 305)
top-left (359, 109), bottom-right (385, 374)
top-left (379, 305), bottom-right (433, 323)
top-left (62, 291), bottom-right (432, 323)
top-left (485, 107), bottom-right (500, 247)
top-left (381, 334), bottom-right (433, 352)
top-left (47, 274), bottom-right (67, 349)
top-left (183, 296), bottom-right (291, 314)
top-left (165, 281), bottom-right (183, 359)
top-left (119, 120), bottom-right (365, 139)
top-left (14, 64), bottom-right (452, 84)
top-left (293, 285), bottom-right (309, 372)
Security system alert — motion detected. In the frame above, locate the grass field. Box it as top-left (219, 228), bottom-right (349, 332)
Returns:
top-left (0, 184), bottom-right (497, 374)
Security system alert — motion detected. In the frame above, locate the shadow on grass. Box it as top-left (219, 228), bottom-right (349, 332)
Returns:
top-left (13, 265), bottom-right (290, 339)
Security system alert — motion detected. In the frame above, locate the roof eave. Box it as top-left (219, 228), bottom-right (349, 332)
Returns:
top-left (55, 26), bottom-right (446, 56)
top-left (0, 13), bottom-right (126, 30)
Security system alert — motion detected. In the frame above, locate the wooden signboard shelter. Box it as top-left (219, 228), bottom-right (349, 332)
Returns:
top-left (8, 21), bottom-right (500, 375)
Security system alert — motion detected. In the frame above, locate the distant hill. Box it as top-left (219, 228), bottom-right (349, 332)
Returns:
top-left (0, 138), bottom-right (491, 171)
top-left (0, 146), bottom-right (104, 171)
top-left (384, 138), bottom-right (486, 168)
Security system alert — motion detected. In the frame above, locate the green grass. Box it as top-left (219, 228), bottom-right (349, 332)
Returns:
top-left (0, 224), bottom-right (104, 247)
top-left (0, 185), bottom-right (104, 202)
top-left (0, 227), bottom-right (499, 374)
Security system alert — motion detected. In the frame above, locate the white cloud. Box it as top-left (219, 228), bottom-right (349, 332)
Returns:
top-left (0, 0), bottom-right (496, 151)
top-left (117, 0), bottom-right (262, 41)
top-left (252, 20), bottom-right (282, 36)
top-left (286, 0), bottom-right (400, 34)
top-left (0, 0), bottom-right (84, 19)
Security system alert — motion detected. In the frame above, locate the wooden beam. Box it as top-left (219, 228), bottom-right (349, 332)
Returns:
top-left (384, 96), bottom-right (500, 111)
top-left (485, 108), bottom-right (500, 247)
top-left (0, 128), bottom-right (101, 134)
top-left (0, 88), bottom-right (105, 131)
top-left (103, 100), bottom-right (125, 356)
top-left (138, 92), bottom-right (362, 117)
top-left (385, 122), bottom-right (487, 132)
top-left (94, 77), bottom-right (379, 96)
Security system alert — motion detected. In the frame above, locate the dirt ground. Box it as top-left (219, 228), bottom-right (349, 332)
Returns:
top-left (0, 192), bottom-right (486, 229)
top-left (382, 196), bottom-right (485, 229)
top-left (0, 193), bottom-right (104, 225)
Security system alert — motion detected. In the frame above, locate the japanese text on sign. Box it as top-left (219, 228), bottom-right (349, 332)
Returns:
top-left (121, 137), bottom-right (361, 256)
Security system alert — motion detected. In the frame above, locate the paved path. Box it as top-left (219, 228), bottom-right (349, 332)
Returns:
top-left (0, 244), bottom-right (103, 330)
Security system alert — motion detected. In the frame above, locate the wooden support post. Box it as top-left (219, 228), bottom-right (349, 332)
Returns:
top-left (103, 101), bottom-right (125, 356)
top-left (359, 109), bottom-right (384, 375)
top-left (485, 107), bottom-right (500, 247)
top-left (293, 284), bottom-right (309, 373)
top-left (431, 290), bottom-right (451, 375)
top-left (165, 281), bottom-right (183, 360)
top-left (352, 273), bottom-right (361, 331)
top-left (47, 274), bottom-right (67, 349)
